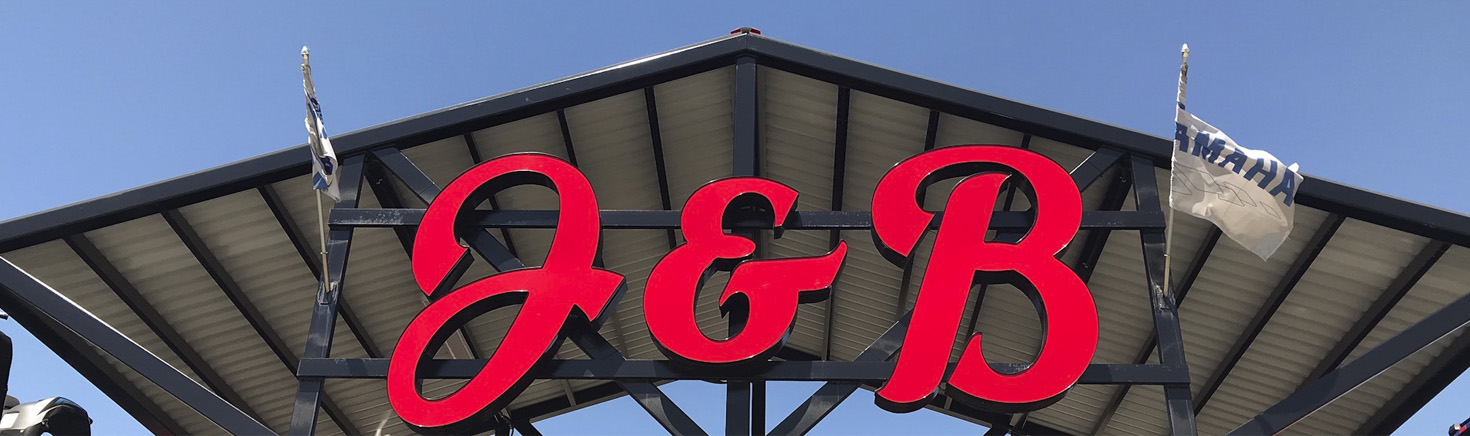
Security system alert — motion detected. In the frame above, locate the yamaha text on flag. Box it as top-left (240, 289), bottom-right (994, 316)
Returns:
top-left (302, 46), bottom-right (340, 201)
top-left (1170, 106), bottom-right (1301, 259)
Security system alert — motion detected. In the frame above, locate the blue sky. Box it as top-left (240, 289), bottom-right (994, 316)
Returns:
top-left (2, 2), bottom-right (1468, 434)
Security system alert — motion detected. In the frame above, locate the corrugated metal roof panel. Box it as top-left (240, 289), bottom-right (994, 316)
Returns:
top-left (760, 68), bottom-right (840, 356)
top-left (824, 90), bottom-right (930, 361)
top-left (83, 214), bottom-right (299, 432)
top-left (1200, 219), bottom-right (1424, 434)
top-left (2, 241), bottom-right (225, 434)
top-left (659, 67), bottom-right (735, 208)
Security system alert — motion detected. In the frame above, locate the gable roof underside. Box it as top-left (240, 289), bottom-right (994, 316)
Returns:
top-left (1, 34), bottom-right (1468, 435)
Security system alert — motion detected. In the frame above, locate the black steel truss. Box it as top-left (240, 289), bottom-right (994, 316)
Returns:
top-left (0, 34), bottom-right (1461, 436)
top-left (0, 257), bottom-right (274, 434)
top-left (1192, 213), bottom-right (1345, 415)
top-left (279, 128), bottom-right (1197, 435)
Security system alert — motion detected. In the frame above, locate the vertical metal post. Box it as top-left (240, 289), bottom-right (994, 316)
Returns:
top-left (1128, 156), bottom-right (1198, 436)
top-left (728, 53), bottom-right (759, 436)
top-left (289, 156), bottom-right (364, 435)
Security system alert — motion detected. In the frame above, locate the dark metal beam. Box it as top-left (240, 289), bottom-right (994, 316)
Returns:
top-left (1357, 322), bottom-right (1470, 435)
top-left (511, 419), bottom-right (544, 436)
top-left (1072, 170), bottom-right (1133, 283)
top-left (882, 102), bottom-right (917, 318)
top-left (398, 153), bottom-right (705, 435)
top-left (163, 209), bottom-right (362, 435)
top-left (1229, 287), bottom-right (1470, 436)
top-left (289, 156), bottom-right (364, 435)
top-left (371, 148), bottom-right (523, 272)
top-left (330, 208), bottom-right (1166, 231)
top-left (0, 285), bottom-right (185, 435)
top-left (257, 185), bottom-right (384, 359)
top-left (1304, 240), bottom-right (1450, 384)
top-left (556, 109), bottom-right (579, 166)
top-left (773, 313), bottom-right (909, 435)
top-left (1193, 213), bottom-right (1345, 415)
top-left (0, 256), bottom-right (274, 435)
top-left (823, 86), bottom-right (853, 361)
top-left (362, 157), bottom-right (484, 362)
top-left (730, 54), bottom-right (760, 436)
top-left (461, 133), bottom-right (520, 256)
top-left (565, 323), bottom-right (708, 436)
top-left (644, 87), bottom-right (679, 250)
top-left (733, 55), bottom-right (759, 178)
top-left (1088, 227), bottom-right (1221, 435)
top-left (1070, 147), bottom-right (1126, 193)
top-left (959, 134), bottom-right (1031, 349)
top-left (299, 358), bottom-right (1189, 384)
top-left (1130, 156), bottom-right (1198, 436)
top-left (62, 234), bottom-right (264, 424)
top-left (9, 34), bottom-right (1470, 258)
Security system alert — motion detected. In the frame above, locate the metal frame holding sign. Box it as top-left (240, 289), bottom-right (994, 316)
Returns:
top-left (284, 95), bottom-right (1194, 436)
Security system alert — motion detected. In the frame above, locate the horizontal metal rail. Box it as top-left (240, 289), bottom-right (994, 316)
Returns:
top-left (298, 358), bottom-right (1190, 385)
top-left (330, 209), bottom-right (1166, 230)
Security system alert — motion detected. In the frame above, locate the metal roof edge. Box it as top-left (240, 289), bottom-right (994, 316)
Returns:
top-left (738, 36), bottom-right (1470, 248)
top-left (0, 34), bottom-right (752, 253)
top-left (3, 32), bottom-right (1469, 253)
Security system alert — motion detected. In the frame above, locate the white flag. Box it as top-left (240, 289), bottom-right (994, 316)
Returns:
top-left (1170, 106), bottom-right (1301, 260)
top-left (303, 46), bottom-right (340, 201)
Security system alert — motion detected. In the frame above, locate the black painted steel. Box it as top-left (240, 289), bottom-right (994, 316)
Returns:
top-left (893, 110), bottom-right (942, 322)
top-left (362, 156), bottom-right (485, 361)
top-left (1193, 213), bottom-right (1345, 415)
top-left (288, 156), bottom-right (364, 436)
top-left (0, 256), bottom-right (275, 435)
top-left (644, 87), bottom-right (679, 250)
top-left (772, 314), bottom-right (909, 435)
top-left (1089, 227), bottom-right (1221, 435)
top-left (0, 284), bottom-right (185, 434)
top-left (1072, 170), bottom-right (1133, 283)
top-left (5, 33), bottom-right (1469, 258)
top-left (823, 86), bottom-right (853, 361)
top-left (1129, 156), bottom-right (1198, 436)
top-left (169, 207), bottom-right (372, 434)
top-left (381, 142), bottom-right (705, 435)
top-left (1357, 326), bottom-right (1470, 435)
top-left (1229, 289), bottom-right (1470, 435)
top-left (1303, 240), bottom-right (1450, 384)
top-left (330, 208), bottom-right (1165, 230)
top-left (1069, 148), bottom-right (1125, 193)
top-left (371, 148), bottom-right (523, 272)
top-left (460, 133), bottom-right (520, 255)
top-left (258, 186), bottom-right (383, 359)
top-left (297, 357), bottom-right (1190, 384)
top-left (733, 55), bottom-right (759, 178)
top-left (63, 234), bottom-right (265, 424)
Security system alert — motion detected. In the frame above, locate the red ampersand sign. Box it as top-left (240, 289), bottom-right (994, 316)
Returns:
top-left (387, 153), bottom-right (624, 434)
top-left (644, 178), bottom-right (847, 365)
top-left (871, 145), bottom-right (1097, 413)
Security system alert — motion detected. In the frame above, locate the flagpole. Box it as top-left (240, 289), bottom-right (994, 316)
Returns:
top-left (304, 47), bottom-right (330, 298)
top-left (1165, 44), bottom-right (1189, 296)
